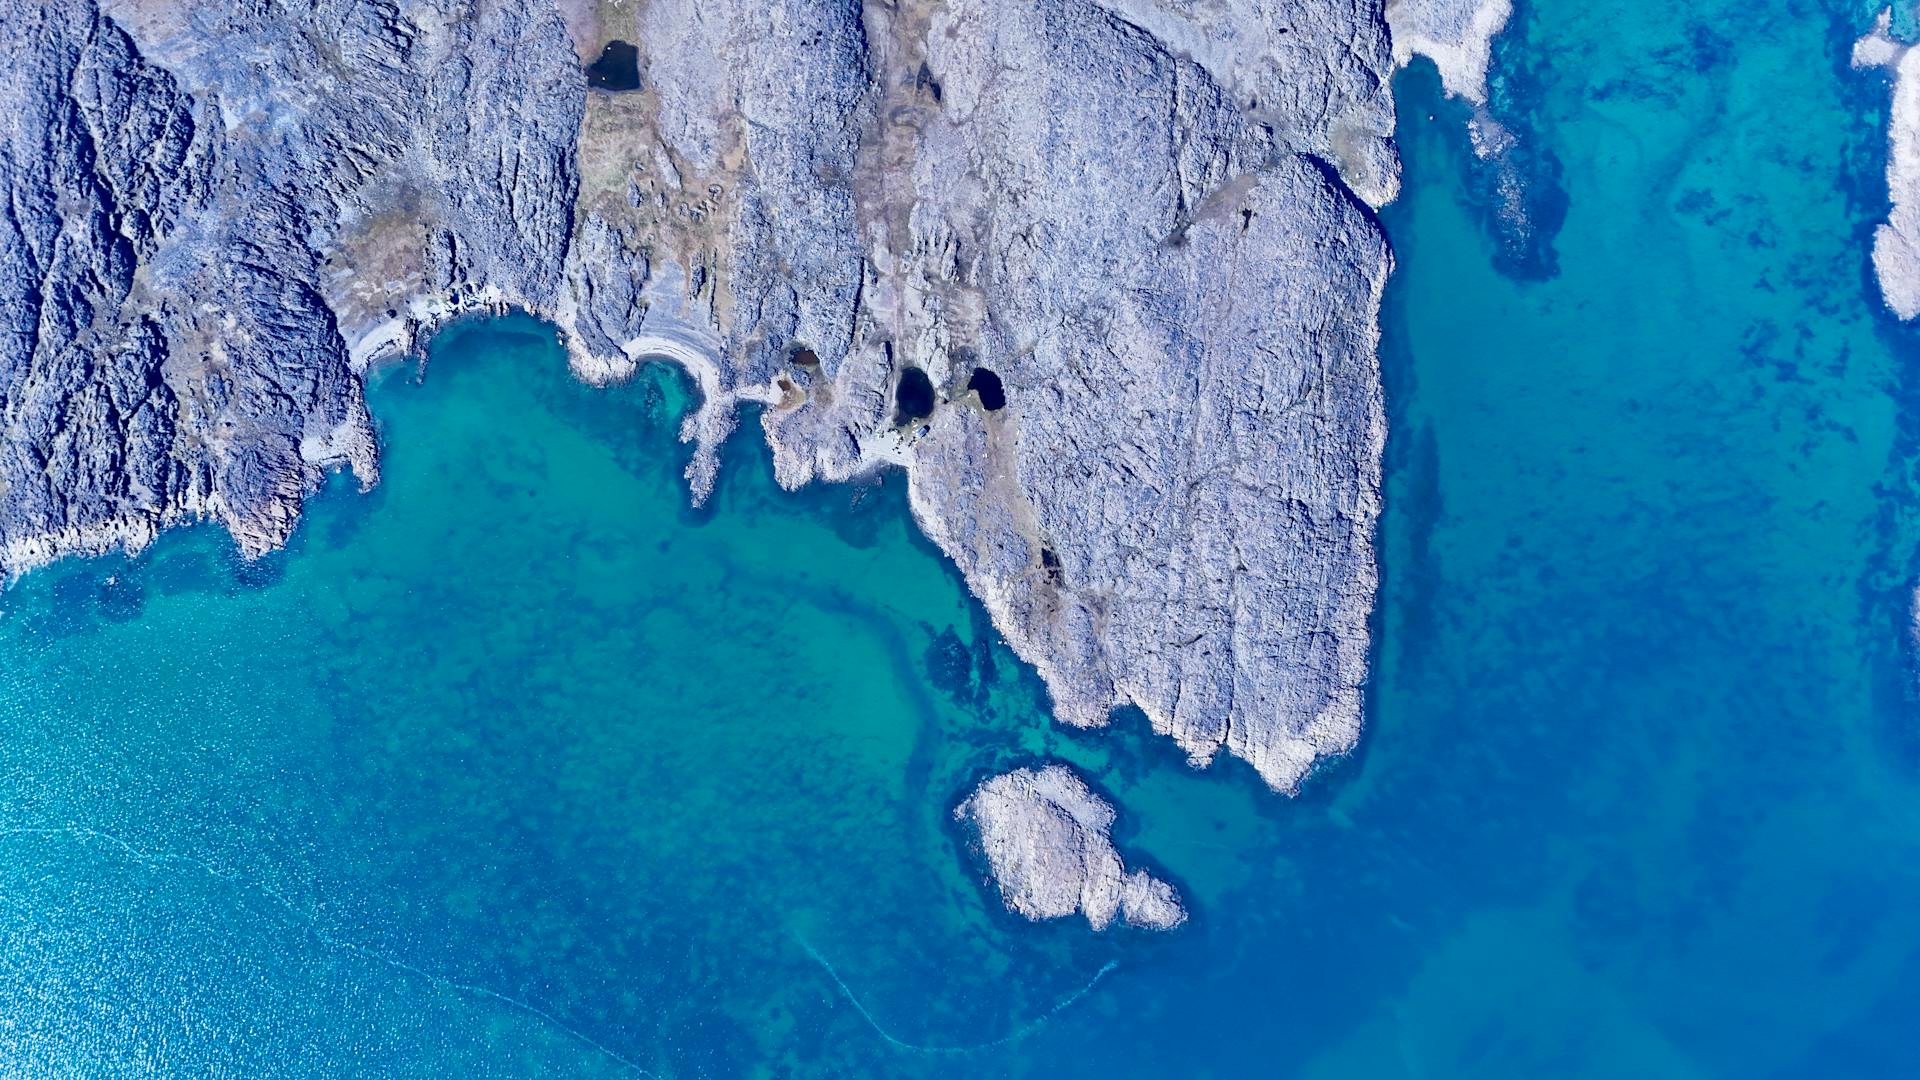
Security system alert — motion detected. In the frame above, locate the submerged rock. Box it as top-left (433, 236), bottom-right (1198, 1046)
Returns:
top-left (2, 0), bottom-right (1406, 793)
top-left (1388, 0), bottom-right (1555, 281)
top-left (955, 764), bottom-right (1186, 931)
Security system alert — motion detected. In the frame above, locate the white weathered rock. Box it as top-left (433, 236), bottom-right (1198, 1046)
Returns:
top-left (955, 764), bottom-right (1186, 931)
top-left (1387, 0), bottom-right (1513, 105)
top-left (1856, 9), bottom-right (1920, 321)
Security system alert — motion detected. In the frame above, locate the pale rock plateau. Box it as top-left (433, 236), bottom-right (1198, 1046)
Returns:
top-left (955, 763), bottom-right (1186, 931)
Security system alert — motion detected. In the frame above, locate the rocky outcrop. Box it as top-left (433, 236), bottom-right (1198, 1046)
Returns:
top-left (955, 764), bottom-right (1186, 931)
top-left (1857, 9), bottom-right (1920, 320)
top-left (1387, 0), bottom-right (1512, 106)
top-left (3, 0), bottom-right (1401, 793)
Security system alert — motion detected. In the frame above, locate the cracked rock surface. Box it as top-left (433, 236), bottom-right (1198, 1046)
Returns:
top-left (4, 0), bottom-right (1403, 793)
top-left (955, 764), bottom-right (1186, 931)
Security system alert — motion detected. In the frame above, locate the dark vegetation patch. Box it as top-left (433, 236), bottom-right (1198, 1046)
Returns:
top-left (966, 366), bottom-right (1006, 411)
top-left (1039, 546), bottom-right (1063, 584)
top-left (914, 62), bottom-right (942, 103)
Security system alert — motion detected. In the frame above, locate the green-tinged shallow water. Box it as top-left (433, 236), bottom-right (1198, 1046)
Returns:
top-left (6, 0), bottom-right (1920, 1074)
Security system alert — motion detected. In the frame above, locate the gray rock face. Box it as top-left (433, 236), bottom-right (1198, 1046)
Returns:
top-left (2, 0), bottom-right (583, 571)
top-left (3, 0), bottom-right (1399, 793)
top-left (955, 764), bottom-right (1185, 931)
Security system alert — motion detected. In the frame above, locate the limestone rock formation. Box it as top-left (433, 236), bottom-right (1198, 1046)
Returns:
top-left (955, 764), bottom-right (1186, 931)
top-left (1856, 9), bottom-right (1920, 321)
top-left (2, 0), bottom-right (581, 570)
top-left (1387, 0), bottom-right (1513, 105)
top-left (2, 0), bottom-right (1404, 793)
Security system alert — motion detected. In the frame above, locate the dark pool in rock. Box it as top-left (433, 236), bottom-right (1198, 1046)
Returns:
top-left (585, 40), bottom-right (641, 92)
top-left (894, 366), bottom-right (935, 426)
top-left (967, 367), bottom-right (1006, 411)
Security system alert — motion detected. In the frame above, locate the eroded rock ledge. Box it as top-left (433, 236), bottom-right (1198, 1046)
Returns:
top-left (955, 764), bottom-right (1186, 931)
top-left (1387, 0), bottom-right (1513, 106)
top-left (3, 0), bottom-right (1413, 792)
top-left (1857, 9), bottom-right (1920, 320)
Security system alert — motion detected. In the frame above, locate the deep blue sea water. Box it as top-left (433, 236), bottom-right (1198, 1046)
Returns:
top-left (6, 1), bottom-right (1920, 1074)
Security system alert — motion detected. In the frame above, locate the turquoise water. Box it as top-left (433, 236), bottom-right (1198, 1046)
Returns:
top-left (7, 0), bottom-right (1920, 1073)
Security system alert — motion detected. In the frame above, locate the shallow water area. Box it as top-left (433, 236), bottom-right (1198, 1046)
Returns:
top-left (0, 314), bottom-right (1247, 1075)
top-left (5, 0), bottom-right (1920, 1073)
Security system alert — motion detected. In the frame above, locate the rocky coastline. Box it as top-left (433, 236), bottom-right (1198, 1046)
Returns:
top-left (1856, 9), bottom-right (1920, 321)
top-left (2, 0), bottom-right (1512, 896)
